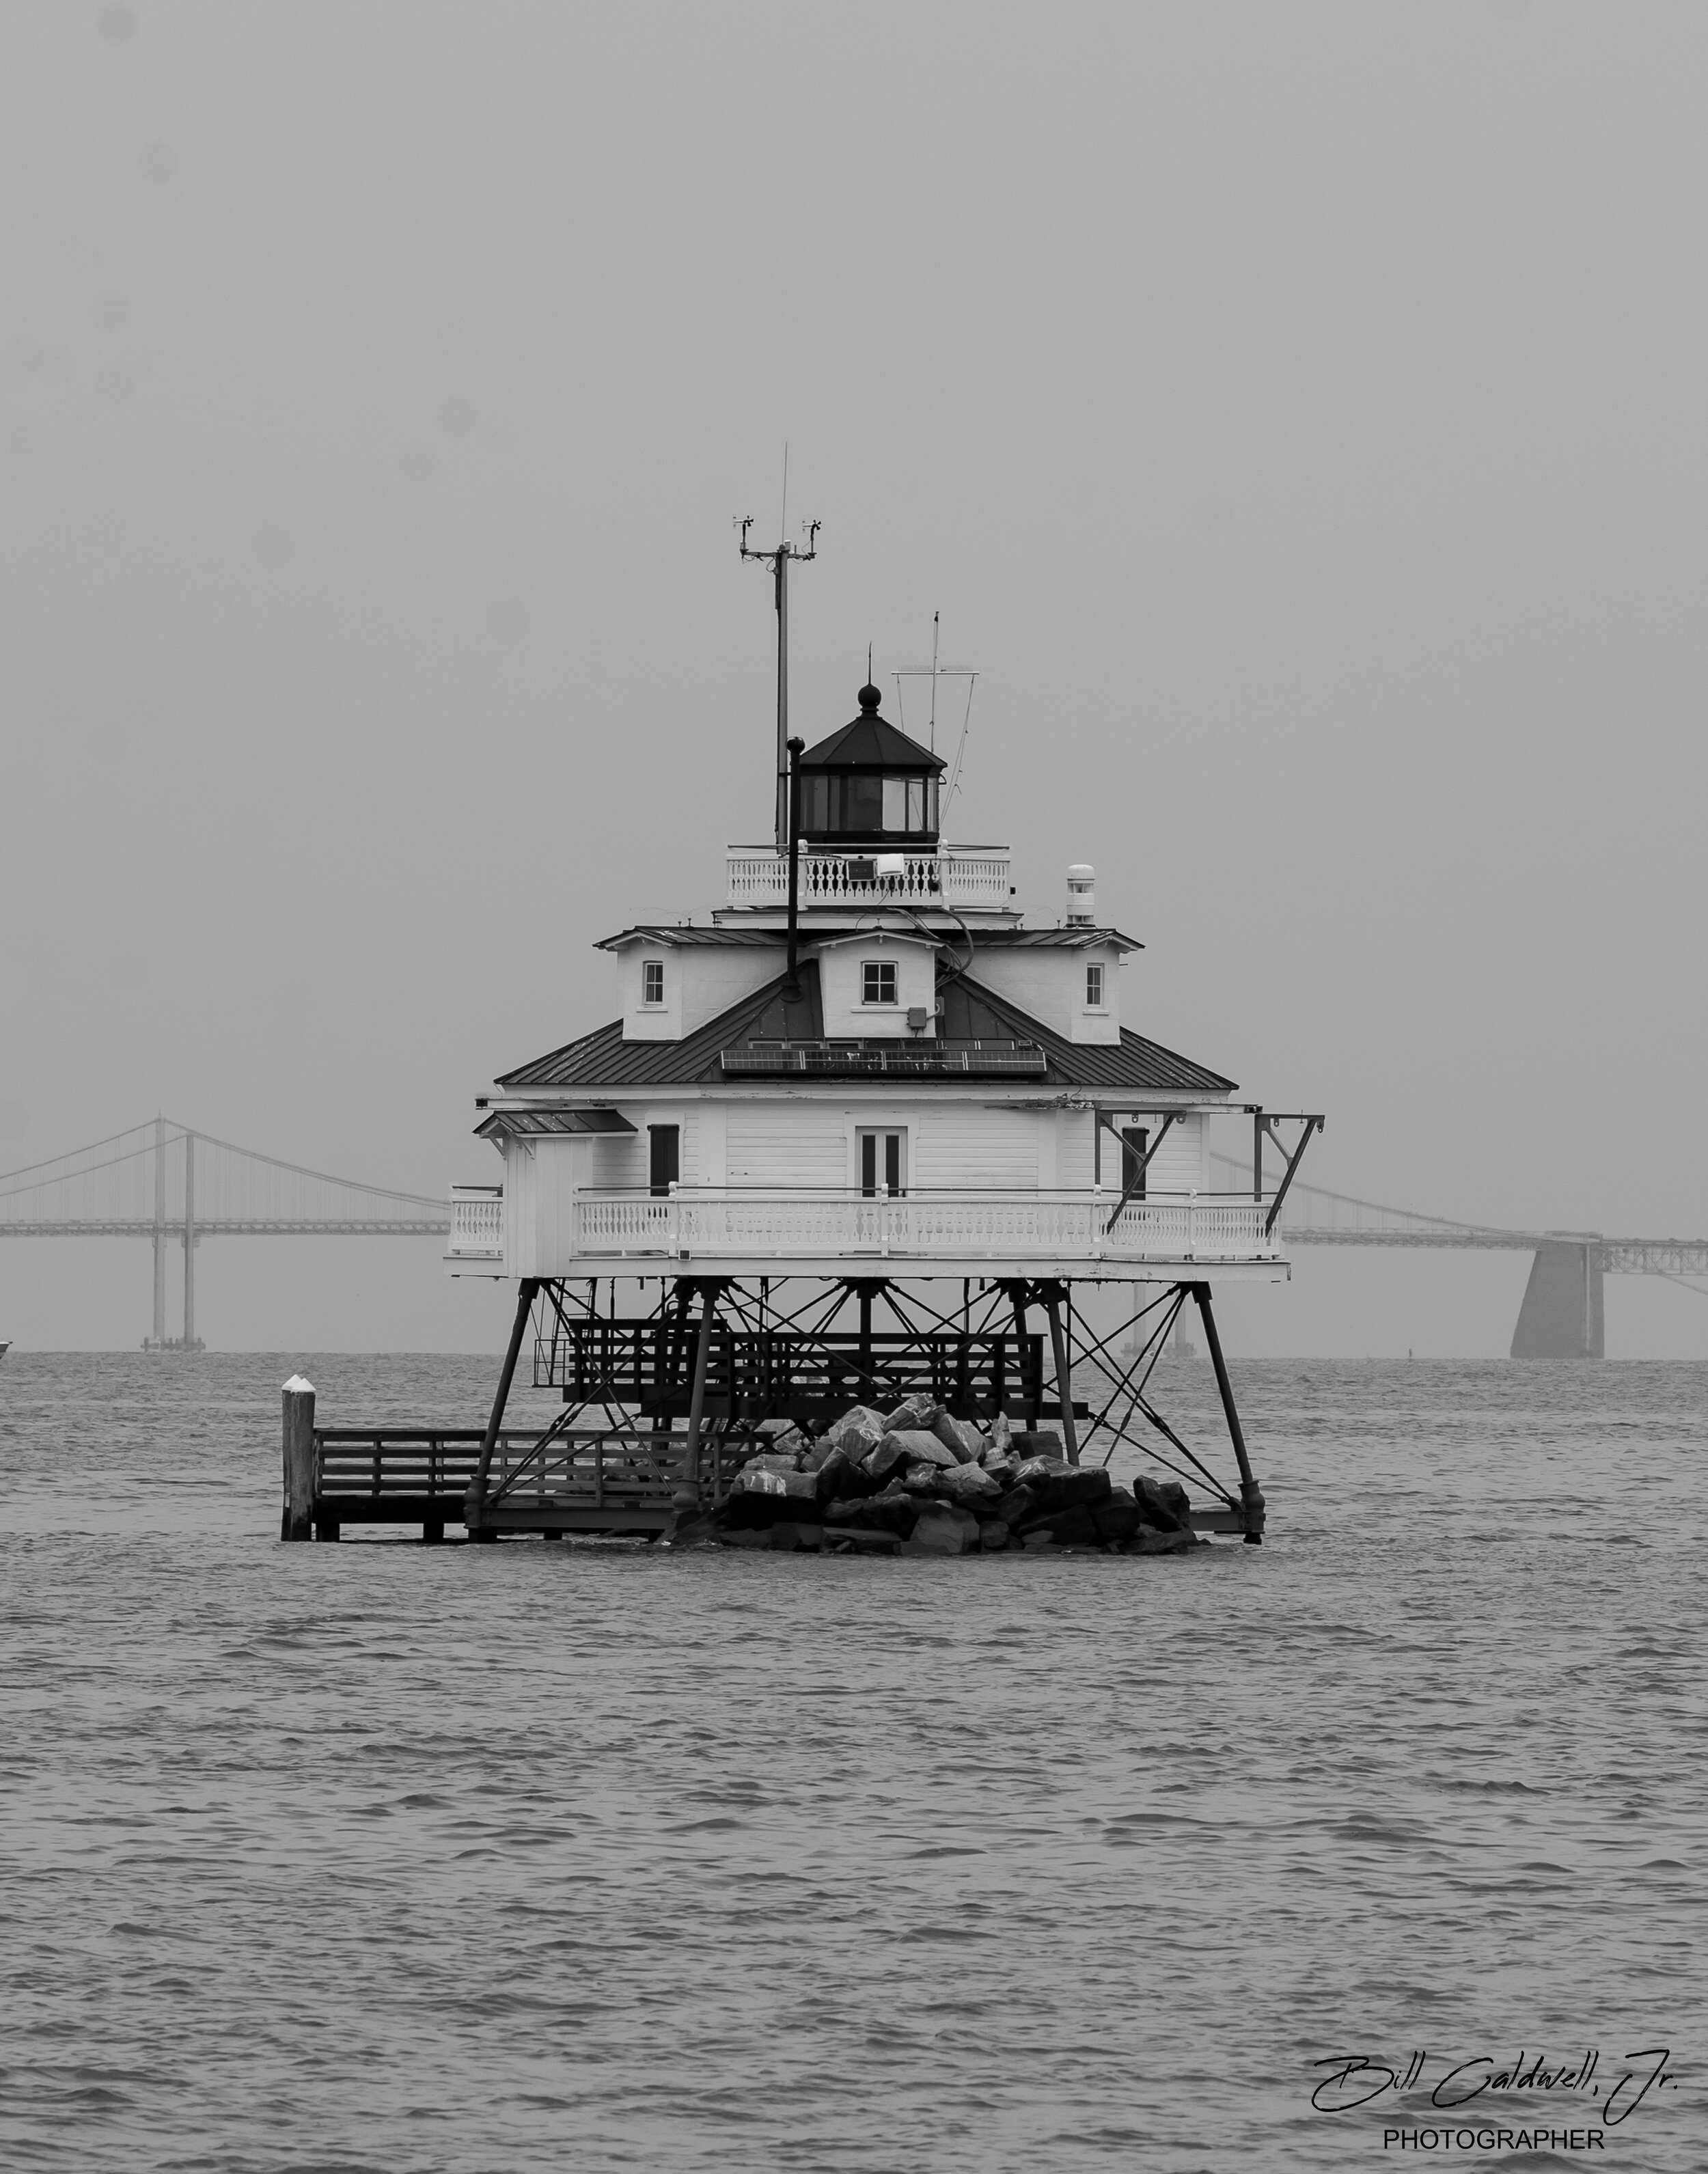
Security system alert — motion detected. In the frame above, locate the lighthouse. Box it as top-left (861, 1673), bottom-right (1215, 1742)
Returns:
top-left (447, 563), bottom-right (1320, 1547)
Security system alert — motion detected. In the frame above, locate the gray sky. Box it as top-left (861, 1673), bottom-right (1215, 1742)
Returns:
top-left (3, 1), bottom-right (1705, 1356)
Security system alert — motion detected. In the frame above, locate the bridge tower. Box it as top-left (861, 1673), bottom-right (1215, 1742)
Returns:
top-left (444, 546), bottom-right (1321, 1547)
top-left (1511, 1237), bottom-right (1606, 1360)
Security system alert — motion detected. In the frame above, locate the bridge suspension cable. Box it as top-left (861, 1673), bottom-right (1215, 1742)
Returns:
top-left (0, 1119), bottom-right (450, 1351)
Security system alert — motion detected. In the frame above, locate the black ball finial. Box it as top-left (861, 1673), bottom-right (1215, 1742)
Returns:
top-left (857, 682), bottom-right (881, 712)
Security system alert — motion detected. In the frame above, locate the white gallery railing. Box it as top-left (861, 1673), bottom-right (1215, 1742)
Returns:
top-left (726, 845), bottom-right (1013, 910)
top-left (448, 1185), bottom-right (505, 1258)
top-left (562, 1188), bottom-right (1282, 1265)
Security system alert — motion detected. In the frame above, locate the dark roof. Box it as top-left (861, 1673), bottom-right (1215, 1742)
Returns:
top-left (799, 711), bottom-right (946, 773)
top-left (495, 961), bottom-right (1235, 1097)
top-left (595, 925), bottom-right (785, 952)
top-left (962, 926), bottom-right (1144, 952)
top-left (474, 1107), bottom-right (635, 1141)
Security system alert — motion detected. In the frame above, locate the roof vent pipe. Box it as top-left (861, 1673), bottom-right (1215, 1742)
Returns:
top-left (1065, 864), bottom-right (1096, 926)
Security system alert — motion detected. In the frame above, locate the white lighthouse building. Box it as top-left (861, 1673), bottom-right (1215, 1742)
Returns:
top-left (446, 617), bottom-right (1319, 1545)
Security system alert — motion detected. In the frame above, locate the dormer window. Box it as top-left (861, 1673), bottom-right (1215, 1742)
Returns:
top-left (862, 961), bottom-right (898, 1006)
top-left (1086, 963), bottom-right (1104, 1008)
top-left (642, 959), bottom-right (665, 1007)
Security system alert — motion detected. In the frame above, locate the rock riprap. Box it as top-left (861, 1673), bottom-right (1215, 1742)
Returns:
top-left (713, 1402), bottom-right (1207, 1556)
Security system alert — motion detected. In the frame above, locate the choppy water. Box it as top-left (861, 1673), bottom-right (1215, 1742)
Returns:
top-left (1, 1352), bottom-right (1703, 2173)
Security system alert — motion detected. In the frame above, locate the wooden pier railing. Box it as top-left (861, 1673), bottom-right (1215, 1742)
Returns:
top-left (280, 1381), bottom-right (689, 1542)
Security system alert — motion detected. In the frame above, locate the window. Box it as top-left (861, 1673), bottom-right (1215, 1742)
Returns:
top-left (862, 960), bottom-right (898, 1005)
top-left (857, 1128), bottom-right (907, 1197)
top-left (1086, 963), bottom-right (1104, 1008)
top-left (642, 959), bottom-right (664, 1007)
top-left (648, 1125), bottom-right (680, 1198)
top-left (1121, 1126), bottom-right (1148, 1200)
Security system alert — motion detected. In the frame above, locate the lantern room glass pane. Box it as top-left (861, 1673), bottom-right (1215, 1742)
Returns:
top-left (845, 775), bottom-right (883, 832)
top-left (882, 777), bottom-right (906, 831)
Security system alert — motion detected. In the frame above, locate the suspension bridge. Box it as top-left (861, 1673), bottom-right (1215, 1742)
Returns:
top-left (1209, 1151), bottom-right (1708, 1356)
top-left (0, 1120), bottom-right (449, 1349)
top-left (0, 1121), bottom-right (1701, 1355)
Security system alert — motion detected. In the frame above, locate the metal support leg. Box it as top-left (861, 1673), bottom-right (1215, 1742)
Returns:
top-left (465, 1277), bottom-right (540, 1539)
top-left (1192, 1282), bottom-right (1265, 1543)
top-left (1043, 1285), bottom-right (1079, 1463)
top-left (674, 1287), bottom-right (717, 1512)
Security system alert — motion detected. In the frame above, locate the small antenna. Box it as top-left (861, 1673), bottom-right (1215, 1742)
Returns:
top-left (780, 443), bottom-right (788, 543)
top-left (738, 490), bottom-right (820, 849)
top-left (867, 642), bottom-right (872, 685)
top-left (929, 609), bottom-right (940, 752)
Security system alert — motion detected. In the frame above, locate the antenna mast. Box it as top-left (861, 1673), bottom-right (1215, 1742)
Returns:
top-left (738, 504), bottom-right (821, 851)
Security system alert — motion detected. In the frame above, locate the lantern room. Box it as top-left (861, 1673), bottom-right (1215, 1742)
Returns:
top-left (796, 683), bottom-right (947, 847)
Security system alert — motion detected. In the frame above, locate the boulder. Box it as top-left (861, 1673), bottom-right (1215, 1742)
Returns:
top-left (978, 1451), bottom-right (1021, 1490)
top-left (996, 1483), bottom-right (1040, 1529)
top-left (742, 1450), bottom-right (803, 1476)
top-left (767, 1521), bottom-right (825, 1552)
top-left (1134, 1474), bottom-right (1190, 1531)
top-left (852, 1487), bottom-right (920, 1539)
top-left (827, 1405), bottom-right (887, 1459)
top-left (1017, 1464), bottom-right (1112, 1515)
top-left (978, 1517), bottom-right (1011, 1553)
top-left (906, 1504), bottom-right (981, 1556)
top-left (935, 1461), bottom-right (1002, 1506)
top-left (1126, 1524), bottom-right (1198, 1556)
top-left (823, 1454), bottom-right (877, 1502)
top-left (1017, 1500), bottom-right (1103, 1547)
top-left (723, 1466), bottom-right (820, 1527)
top-left (987, 1408), bottom-right (1014, 1455)
top-left (717, 1526), bottom-right (773, 1550)
top-left (800, 1433), bottom-right (838, 1474)
top-left (886, 1428), bottom-right (961, 1470)
top-left (861, 1436), bottom-right (911, 1485)
top-left (901, 1466), bottom-right (952, 1497)
top-left (1011, 1429), bottom-right (1065, 1461)
top-left (825, 1527), bottom-right (903, 1555)
top-left (885, 1396), bottom-right (938, 1432)
top-left (931, 1411), bottom-right (984, 1463)
top-left (1093, 1487), bottom-right (1142, 1545)
top-left (810, 1447), bottom-right (854, 1501)
top-left (1013, 1454), bottom-right (1070, 1487)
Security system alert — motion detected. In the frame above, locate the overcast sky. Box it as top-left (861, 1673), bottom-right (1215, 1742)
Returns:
top-left (2, 1), bottom-right (1705, 1357)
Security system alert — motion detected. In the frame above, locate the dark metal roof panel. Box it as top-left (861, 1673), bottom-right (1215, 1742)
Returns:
top-left (474, 1107), bottom-right (638, 1139)
top-left (594, 926), bottom-right (786, 952)
top-left (495, 962), bottom-right (1235, 1097)
top-left (965, 926), bottom-right (1144, 952)
top-left (495, 965), bottom-right (825, 1090)
top-left (797, 714), bottom-right (946, 772)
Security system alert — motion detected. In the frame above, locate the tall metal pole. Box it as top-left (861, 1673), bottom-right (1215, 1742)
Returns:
top-left (775, 549), bottom-right (790, 847)
top-left (784, 734), bottom-right (804, 999)
top-left (465, 1277), bottom-right (540, 1537)
top-left (182, 1131), bottom-right (195, 1351)
top-left (739, 514), bottom-right (818, 851)
top-left (1044, 1285), bottom-right (1079, 1463)
top-left (152, 1116), bottom-right (166, 1349)
top-left (1192, 1282), bottom-right (1265, 1544)
top-left (674, 1286), bottom-right (718, 1512)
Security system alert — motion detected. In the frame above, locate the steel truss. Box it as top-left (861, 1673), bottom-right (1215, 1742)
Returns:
top-left (463, 1274), bottom-right (1265, 1543)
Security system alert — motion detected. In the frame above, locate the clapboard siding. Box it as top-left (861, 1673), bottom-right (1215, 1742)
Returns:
top-left (912, 1110), bottom-right (1038, 1189)
top-left (726, 1109), bottom-right (846, 1187)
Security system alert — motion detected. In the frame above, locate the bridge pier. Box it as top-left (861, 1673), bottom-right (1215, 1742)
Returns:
top-left (1511, 1239), bottom-right (1604, 1360)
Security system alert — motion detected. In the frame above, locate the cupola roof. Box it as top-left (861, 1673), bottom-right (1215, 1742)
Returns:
top-left (798, 683), bottom-right (946, 773)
